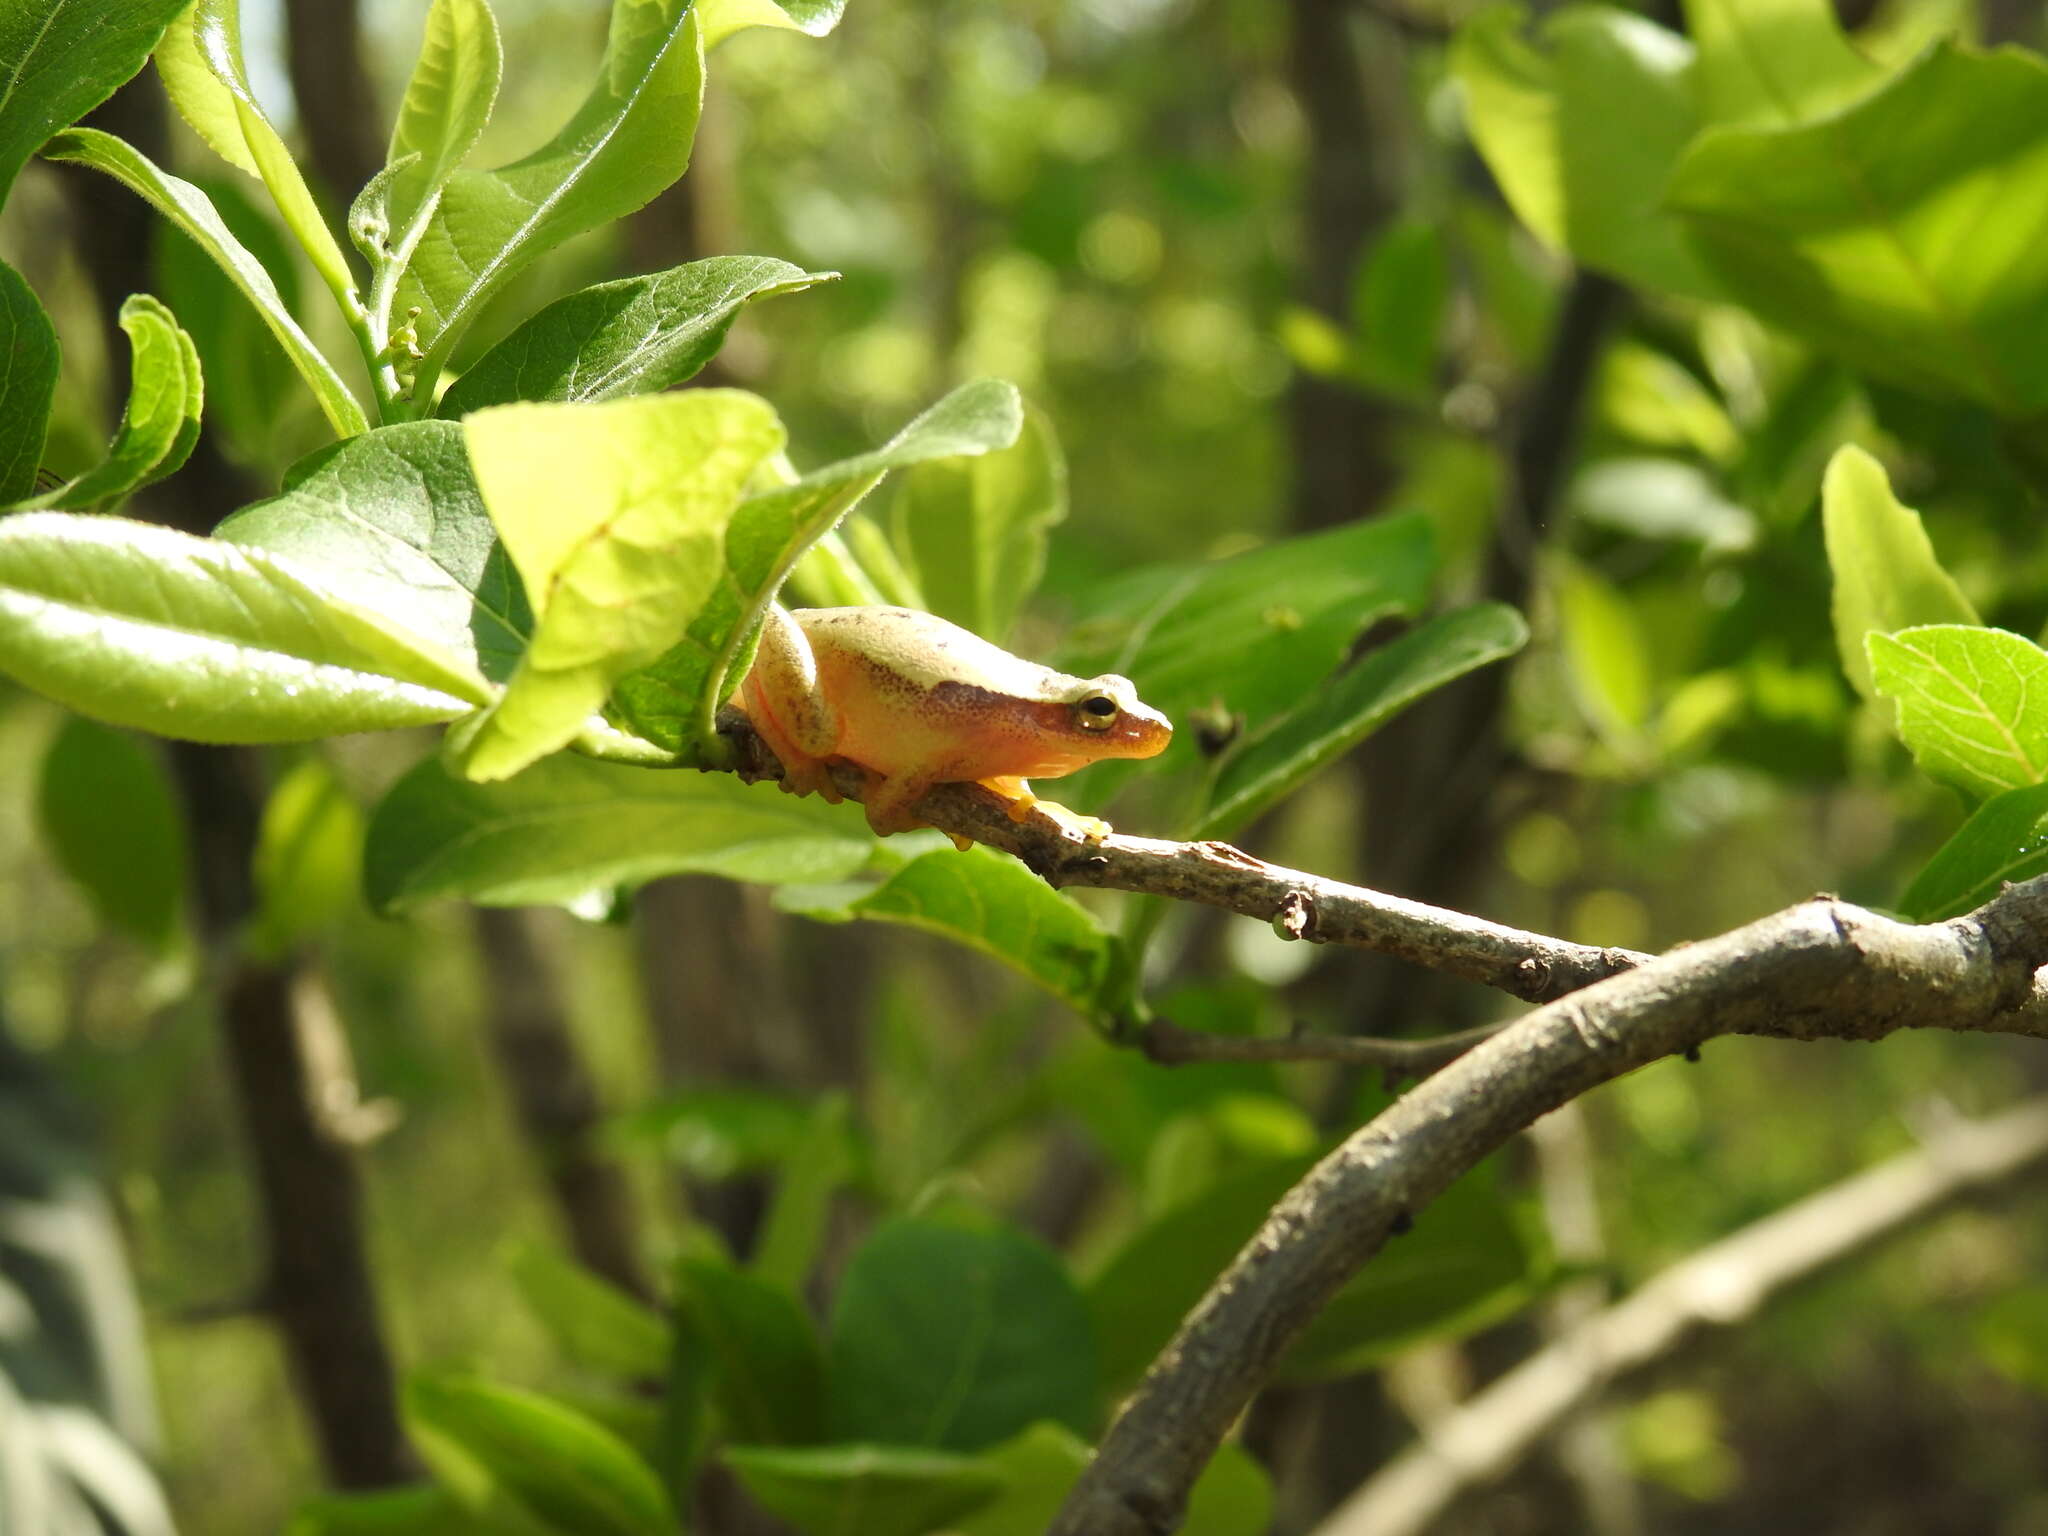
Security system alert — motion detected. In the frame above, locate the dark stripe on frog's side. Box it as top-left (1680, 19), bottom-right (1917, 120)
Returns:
top-left (928, 679), bottom-right (1085, 740)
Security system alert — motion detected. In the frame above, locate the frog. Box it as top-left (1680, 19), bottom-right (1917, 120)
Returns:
top-left (734, 604), bottom-right (1172, 841)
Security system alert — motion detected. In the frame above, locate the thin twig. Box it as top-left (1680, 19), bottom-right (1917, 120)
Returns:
top-left (1314, 1096), bottom-right (2048, 1536)
top-left (717, 713), bottom-right (1648, 1006)
top-left (1044, 877), bottom-right (2048, 1535)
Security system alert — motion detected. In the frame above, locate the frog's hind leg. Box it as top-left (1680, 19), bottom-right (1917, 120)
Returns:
top-left (741, 607), bottom-right (842, 802)
top-left (860, 770), bottom-right (944, 839)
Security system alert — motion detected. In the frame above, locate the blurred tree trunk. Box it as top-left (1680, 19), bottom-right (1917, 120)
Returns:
top-left (636, 879), bottom-right (872, 1257)
top-left (1271, 0), bottom-right (1626, 1518)
top-left (1268, 3), bottom-right (1425, 1520)
top-left (282, 0), bottom-right (383, 206)
top-left (284, 0), bottom-right (655, 1307)
top-left (473, 908), bottom-right (653, 1300)
top-left (55, 73), bottom-right (412, 1490)
top-left (1355, 269), bottom-right (1621, 934)
top-left (1980, 0), bottom-right (2043, 43)
top-left (917, 0), bottom-right (975, 378)
top-left (1285, 0), bottom-right (1403, 530)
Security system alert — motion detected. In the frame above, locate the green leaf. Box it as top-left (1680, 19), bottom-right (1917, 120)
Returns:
top-left (607, 1086), bottom-right (814, 1176)
top-left (394, 0), bottom-right (706, 399)
top-left (777, 846), bottom-right (1122, 1021)
top-left (181, 0), bottom-right (356, 311)
top-left (384, 0), bottom-right (503, 244)
top-left (0, 260), bottom-right (58, 503)
top-left (609, 378), bottom-right (1024, 756)
top-left (1060, 512), bottom-right (1437, 729)
top-left (890, 401), bottom-right (1065, 644)
top-left (1452, 5), bottom-right (1718, 298)
top-left (362, 751), bottom-right (875, 912)
top-left (673, 1255), bottom-right (825, 1445)
top-left (153, 170), bottom-right (309, 468)
top-left (1196, 604), bottom-right (1529, 839)
top-left (1974, 1284), bottom-right (2048, 1397)
top-left (1868, 625), bottom-right (2048, 800)
top-left (219, 420), bottom-right (531, 683)
top-left (1897, 783), bottom-right (2048, 922)
top-left (43, 129), bottom-right (368, 439)
top-left (0, 0), bottom-right (185, 205)
top-left (752, 1092), bottom-right (856, 1295)
top-left (438, 257), bottom-right (835, 418)
top-left (1349, 217), bottom-right (1448, 399)
top-left (403, 1374), bottom-right (674, 1536)
top-left (1279, 1165), bottom-right (1545, 1381)
top-left (1572, 458), bottom-right (1752, 547)
top-left (23, 294), bottom-right (201, 510)
top-left (459, 391), bottom-right (784, 781)
top-left (249, 756), bottom-right (364, 957)
top-left (1668, 42), bottom-right (2048, 414)
top-left (1822, 446), bottom-right (1978, 700)
top-left (698, 0), bottom-right (847, 49)
top-left (1596, 348), bottom-right (1742, 466)
top-left (826, 1216), bottom-right (1098, 1452)
top-left (155, 1), bottom-right (258, 177)
top-left (720, 1443), bottom-right (1003, 1536)
top-left (507, 1243), bottom-right (669, 1381)
top-left (0, 512), bottom-right (489, 742)
top-left (288, 1484), bottom-right (479, 1536)
top-left (657, 1295), bottom-right (714, 1511)
top-left (1555, 558), bottom-right (1652, 753)
top-left (1087, 1158), bottom-right (1541, 1393)
top-left (948, 1423), bottom-right (1271, 1536)
top-left (1182, 1442), bottom-right (1278, 1536)
top-left (1682, 0), bottom-right (1882, 127)
top-left (36, 716), bottom-right (185, 952)
top-left (950, 1423), bottom-right (1089, 1536)
top-left (1087, 1159), bottom-right (1301, 1393)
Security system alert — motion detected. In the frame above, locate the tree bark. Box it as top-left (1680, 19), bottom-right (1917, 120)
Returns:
top-left (472, 907), bottom-right (653, 1301)
top-left (1285, 0), bottom-right (1402, 531)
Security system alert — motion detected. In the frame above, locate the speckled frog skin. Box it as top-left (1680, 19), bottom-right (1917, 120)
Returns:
top-left (737, 605), bottom-right (1172, 838)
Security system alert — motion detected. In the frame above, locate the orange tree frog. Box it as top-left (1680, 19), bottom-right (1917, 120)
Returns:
top-left (735, 605), bottom-right (1172, 840)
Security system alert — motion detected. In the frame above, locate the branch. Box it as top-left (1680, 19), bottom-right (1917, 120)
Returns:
top-left (1044, 878), bottom-right (2048, 1536)
top-left (716, 715), bottom-right (1647, 1006)
top-left (1314, 1095), bottom-right (2048, 1536)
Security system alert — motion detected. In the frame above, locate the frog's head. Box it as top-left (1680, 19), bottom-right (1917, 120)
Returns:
top-left (1065, 674), bottom-right (1172, 761)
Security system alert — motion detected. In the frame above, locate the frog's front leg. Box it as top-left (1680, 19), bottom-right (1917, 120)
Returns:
top-left (976, 775), bottom-right (1040, 823)
top-left (740, 606), bottom-right (842, 803)
top-left (978, 775), bottom-right (1111, 842)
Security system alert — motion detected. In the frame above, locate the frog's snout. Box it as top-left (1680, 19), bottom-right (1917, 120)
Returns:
top-left (1117, 700), bottom-right (1173, 759)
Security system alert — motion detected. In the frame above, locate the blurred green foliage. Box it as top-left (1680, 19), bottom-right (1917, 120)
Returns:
top-left (10, 0), bottom-right (2048, 1530)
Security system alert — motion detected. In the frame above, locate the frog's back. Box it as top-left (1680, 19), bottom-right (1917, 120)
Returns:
top-left (792, 607), bottom-right (1086, 701)
top-left (795, 607), bottom-right (1110, 780)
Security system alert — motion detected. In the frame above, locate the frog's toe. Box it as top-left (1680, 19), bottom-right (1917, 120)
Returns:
top-left (778, 759), bottom-right (840, 803)
top-left (1036, 797), bottom-right (1113, 843)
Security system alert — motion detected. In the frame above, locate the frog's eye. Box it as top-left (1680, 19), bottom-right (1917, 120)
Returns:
top-left (1074, 692), bottom-right (1120, 732)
